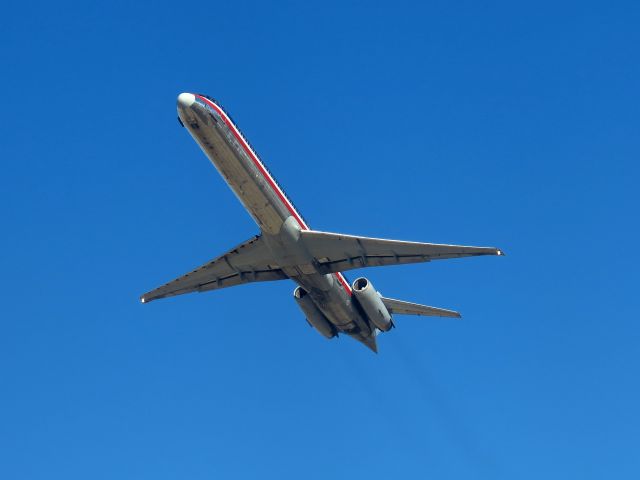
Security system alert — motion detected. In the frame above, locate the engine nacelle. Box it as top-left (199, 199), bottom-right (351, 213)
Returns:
top-left (352, 277), bottom-right (393, 331)
top-left (294, 287), bottom-right (336, 339)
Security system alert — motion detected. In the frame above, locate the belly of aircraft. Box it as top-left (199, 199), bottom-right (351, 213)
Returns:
top-left (185, 114), bottom-right (288, 235)
top-left (294, 274), bottom-right (373, 336)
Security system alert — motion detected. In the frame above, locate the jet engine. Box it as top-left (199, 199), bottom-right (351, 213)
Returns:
top-left (352, 277), bottom-right (393, 331)
top-left (294, 287), bottom-right (336, 339)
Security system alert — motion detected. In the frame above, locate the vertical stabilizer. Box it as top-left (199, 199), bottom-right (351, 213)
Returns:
top-left (360, 334), bottom-right (378, 353)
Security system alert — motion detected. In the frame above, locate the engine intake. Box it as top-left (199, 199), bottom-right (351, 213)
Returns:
top-left (352, 277), bottom-right (393, 331)
top-left (294, 287), bottom-right (336, 339)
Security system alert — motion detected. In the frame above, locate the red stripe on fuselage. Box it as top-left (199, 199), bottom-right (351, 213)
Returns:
top-left (195, 95), bottom-right (308, 229)
top-left (194, 94), bottom-right (352, 295)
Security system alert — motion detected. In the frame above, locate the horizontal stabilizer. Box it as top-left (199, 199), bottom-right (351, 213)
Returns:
top-left (300, 230), bottom-right (503, 274)
top-left (381, 297), bottom-right (461, 318)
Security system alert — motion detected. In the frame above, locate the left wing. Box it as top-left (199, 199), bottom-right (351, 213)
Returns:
top-left (300, 230), bottom-right (503, 274)
top-left (141, 235), bottom-right (287, 303)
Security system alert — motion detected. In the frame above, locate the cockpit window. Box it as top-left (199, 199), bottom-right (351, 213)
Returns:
top-left (197, 93), bottom-right (217, 103)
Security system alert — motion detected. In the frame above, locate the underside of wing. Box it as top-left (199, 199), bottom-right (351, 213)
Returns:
top-left (381, 297), bottom-right (461, 318)
top-left (140, 235), bottom-right (286, 303)
top-left (300, 230), bottom-right (503, 274)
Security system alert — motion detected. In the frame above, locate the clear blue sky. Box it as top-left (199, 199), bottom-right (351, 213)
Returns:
top-left (1, 1), bottom-right (638, 478)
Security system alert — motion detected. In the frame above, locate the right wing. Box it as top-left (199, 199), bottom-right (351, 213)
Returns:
top-left (300, 230), bottom-right (503, 274)
top-left (381, 297), bottom-right (461, 318)
top-left (140, 235), bottom-right (287, 303)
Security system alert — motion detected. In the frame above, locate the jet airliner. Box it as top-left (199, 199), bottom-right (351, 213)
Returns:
top-left (141, 93), bottom-right (503, 352)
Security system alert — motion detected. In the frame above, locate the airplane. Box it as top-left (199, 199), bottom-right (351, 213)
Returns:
top-left (140, 93), bottom-right (504, 352)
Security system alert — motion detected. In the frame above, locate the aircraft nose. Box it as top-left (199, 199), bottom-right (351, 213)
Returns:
top-left (177, 92), bottom-right (195, 109)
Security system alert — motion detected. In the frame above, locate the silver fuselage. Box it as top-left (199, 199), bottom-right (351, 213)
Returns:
top-left (177, 95), bottom-right (375, 348)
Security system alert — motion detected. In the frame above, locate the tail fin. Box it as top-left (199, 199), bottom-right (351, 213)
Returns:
top-left (361, 334), bottom-right (379, 353)
top-left (381, 297), bottom-right (461, 318)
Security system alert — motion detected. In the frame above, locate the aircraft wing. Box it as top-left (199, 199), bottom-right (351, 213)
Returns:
top-left (300, 230), bottom-right (503, 274)
top-left (140, 235), bottom-right (286, 303)
top-left (381, 297), bottom-right (461, 318)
